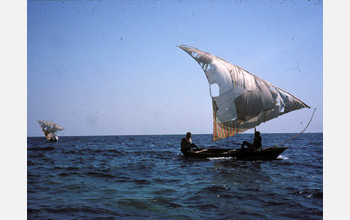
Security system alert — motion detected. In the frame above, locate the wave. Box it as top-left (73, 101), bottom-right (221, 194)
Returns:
top-left (28, 146), bottom-right (55, 151)
top-left (200, 184), bottom-right (229, 194)
top-left (85, 171), bottom-right (115, 178)
top-left (208, 157), bottom-right (234, 160)
top-left (291, 189), bottom-right (323, 199)
top-left (277, 155), bottom-right (289, 160)
top-left (27, 134), bottom-right (323, 220)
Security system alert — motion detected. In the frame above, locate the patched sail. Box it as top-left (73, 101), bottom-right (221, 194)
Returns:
top-left (38, 120), bottom-right (64, 140)
top-left (178, 45), bottom-right (310, 141)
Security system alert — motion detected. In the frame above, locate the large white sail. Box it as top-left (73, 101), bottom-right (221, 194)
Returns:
top-left (178, 45), bottom-right (310, 141)
top-left (38, 120), bottom-right (64, 141)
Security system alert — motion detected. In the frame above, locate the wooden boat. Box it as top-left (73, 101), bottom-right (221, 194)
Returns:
top-left (178, 45), bottom-right (312, 160)
top-left (181, 146), bottom-right (288, 160)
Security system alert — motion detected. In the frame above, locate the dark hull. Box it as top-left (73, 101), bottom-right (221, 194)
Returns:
top-left (182, 146), bottom-right (288, 160)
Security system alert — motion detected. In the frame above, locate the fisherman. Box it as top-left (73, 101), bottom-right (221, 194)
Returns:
top-left (50, 136), bottom-right (58, 142)
top-left (42, 128), bottom-right (49, 137)
top-left (181, 132), bottom-right (200, 154)
top-left (241, 130), bottom-right (262, 152)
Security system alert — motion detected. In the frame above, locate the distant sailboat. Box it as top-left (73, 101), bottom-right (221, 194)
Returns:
top-left (38, 120), bottom-right (64, 142)
top-left (178, 45), bottom-right (311, 160)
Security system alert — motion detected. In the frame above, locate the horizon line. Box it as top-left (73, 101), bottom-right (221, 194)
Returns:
top-left (28, 131), bottom-right (323, 138)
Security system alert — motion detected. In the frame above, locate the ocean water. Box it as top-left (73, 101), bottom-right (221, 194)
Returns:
top-left (27, 133), bottom-right (323, 220)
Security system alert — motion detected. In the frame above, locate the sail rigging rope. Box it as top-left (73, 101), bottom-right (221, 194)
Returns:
top-left (274, 108), bottom-right (317, 147)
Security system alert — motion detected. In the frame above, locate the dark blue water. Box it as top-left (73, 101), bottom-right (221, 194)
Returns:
top-left (27, 133), bottom-right (322, 219)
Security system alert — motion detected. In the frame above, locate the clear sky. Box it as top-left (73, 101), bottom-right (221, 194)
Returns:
top-left (27, 0), bottom-right (323, 137)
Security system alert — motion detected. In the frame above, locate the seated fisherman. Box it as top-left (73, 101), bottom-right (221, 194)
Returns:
top-left (241, 130), bottom-right (262, 152)
top-left (181, 132), bottom-right (200, 154)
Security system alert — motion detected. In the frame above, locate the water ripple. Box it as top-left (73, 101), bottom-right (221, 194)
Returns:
top-left (28, 134), bottom-right (323, 220)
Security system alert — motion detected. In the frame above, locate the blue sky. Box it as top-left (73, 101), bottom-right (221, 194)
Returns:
top-left (27, 0), bottom-right (323, 137)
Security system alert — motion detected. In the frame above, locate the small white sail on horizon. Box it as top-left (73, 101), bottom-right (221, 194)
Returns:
top-left (178, 45), bottom-right (310, 141)
top-left (38, 120), bottom-right (64, 141)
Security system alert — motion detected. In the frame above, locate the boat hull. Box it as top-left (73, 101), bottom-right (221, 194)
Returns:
top-left (181, 146), bottom-right (288, 160)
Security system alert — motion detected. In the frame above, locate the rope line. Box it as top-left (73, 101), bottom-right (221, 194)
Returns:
top-left (274, 108), bottom-right (317, 147)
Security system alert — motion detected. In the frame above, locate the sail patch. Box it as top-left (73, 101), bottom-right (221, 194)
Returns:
top-left (210, 83), bottom-right (220, 97)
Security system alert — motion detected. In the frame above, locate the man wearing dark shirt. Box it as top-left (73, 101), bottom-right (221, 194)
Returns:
top-left (241, 131), bottom-right (262, 152)
top-left (181, 132), bottom-right (199, 154)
